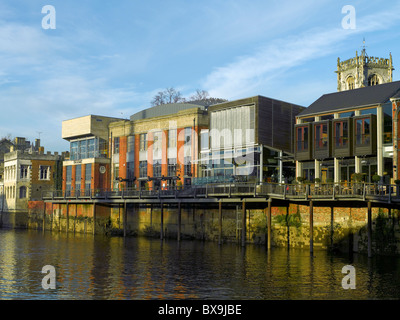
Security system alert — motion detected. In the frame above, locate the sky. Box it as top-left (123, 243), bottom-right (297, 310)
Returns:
top-left (1, 0), bottom-right (400, 153)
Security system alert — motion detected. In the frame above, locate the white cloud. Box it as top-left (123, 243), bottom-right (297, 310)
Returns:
top-left (202, 4), bottom-right (400, 101)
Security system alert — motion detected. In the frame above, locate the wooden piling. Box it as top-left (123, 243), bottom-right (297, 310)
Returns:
top-left (160, 203), bottom-right (164, 240)
top-left (93, 202), bottom-right (96, 235)
top-left (330, 206), bottom-right (334, 249)
top-left (66, 203), bottom-right (69, 233)
top-left (267, 199), bottom-right (272, 250)
top-left (218, 201), bottom-right (222, 245)
top-left (123, 202), bottom-right (127, 238)
top-left (241, 201), bottom-right (246, 247)
top-left (310, 200), bottom-right (313, 255)
top-left (177, 202), bottom-right (181, 242)
top-left (74, 204), bottom-right (77, 234)
top-left (367, 201), bottom-right (372, 258)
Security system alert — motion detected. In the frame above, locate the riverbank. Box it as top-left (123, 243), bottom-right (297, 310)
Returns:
top-left (1, 200), bottom-right (400, 256)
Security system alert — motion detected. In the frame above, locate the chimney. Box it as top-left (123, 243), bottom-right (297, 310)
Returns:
top-left (35, 139), bottom-right (41, 151)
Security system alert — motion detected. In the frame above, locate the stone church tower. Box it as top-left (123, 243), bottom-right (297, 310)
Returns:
top-left (336, 46), bottom-right (394, 91)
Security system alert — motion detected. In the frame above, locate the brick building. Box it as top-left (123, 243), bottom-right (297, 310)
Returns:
top-left (3, 149), bottom-right (63, 212)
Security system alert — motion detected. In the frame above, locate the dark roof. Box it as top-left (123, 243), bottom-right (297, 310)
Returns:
top-left (298, 80), bottom-right (400, 117)
top-left (130, 103), bottom-right (206, 121)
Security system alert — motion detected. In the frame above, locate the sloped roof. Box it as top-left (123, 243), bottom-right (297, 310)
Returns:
top-left (298, 80), bottom-right (400, 117)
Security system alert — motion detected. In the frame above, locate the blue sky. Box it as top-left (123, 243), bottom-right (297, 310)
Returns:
top-left (1, 0), bottom-right (400, 152)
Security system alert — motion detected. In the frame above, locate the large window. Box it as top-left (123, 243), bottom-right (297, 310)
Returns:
top-left (184, 127), bottom-right (192, 146)
top-left (314, 123), bottom-right (328, 150)
top-left (356, 118), bottom-right (370, 146)
top-left (368, 74), bottom-right (379, 86)
top-left (184, 156), bottom-right (192, 176)
top-left (39, 166), bottom-right (50, 180)
top-left (85, 164), bottom-right (92, 193)
top-left (168, 129), bottom-right (176, 148)
top-left (66, 166), bottom-right (72, 195)
top-left (296, 126), bottom-right (309, 152)
top-left (127, 135), bottom-right (135, 153)
top-left (168, 158), bottom-right (177, 177)
top-left (383, 103), bottom-right (393, 144)
top-left (139, 161), bottom-right (147, 178)
top-left (139, 134), bottom-right (148, 151)
top-left (153, 159), bottom-right (162, 177)
top-left (19, 186), bottom-right (27, 199)
top-left (201, 129), bottom-right (209, 151)
top-left (334, 121), bottom-right (349, 148)
top-left (75, 165), bottom-right (81, 193)
top-left (70, 138), bottom-right (107, 160)
top-left (20, 165), bottom-right (28, 179)
top-left (346, 76), bottom-right (355, 90)
top-left (114, 137), bottom-right (120, 154)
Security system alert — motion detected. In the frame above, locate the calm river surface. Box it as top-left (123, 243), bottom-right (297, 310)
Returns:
top-left (0, 228), bottom-right (400, 300)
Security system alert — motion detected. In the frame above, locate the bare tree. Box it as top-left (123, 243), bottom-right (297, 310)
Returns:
top-left (151, 87), bottom-right (185, 106)
top-left (151, 87), bottom-right (228, 107)
top-left (189, 89), bottom-right (210, 101)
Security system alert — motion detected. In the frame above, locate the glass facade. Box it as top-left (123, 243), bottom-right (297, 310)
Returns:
top-left (70, 138), bottom-right (107, 160)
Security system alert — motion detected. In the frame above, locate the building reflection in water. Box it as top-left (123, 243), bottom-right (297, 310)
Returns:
top-left (0, 229), bottom-right (400, 300)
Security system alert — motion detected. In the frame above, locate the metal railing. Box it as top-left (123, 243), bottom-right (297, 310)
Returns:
top-left (41, 182), bottom-right (400, 203)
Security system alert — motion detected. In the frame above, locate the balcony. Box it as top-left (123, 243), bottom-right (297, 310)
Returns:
top-left (332, 118), bottom-right (353, 158)
top-left (294, 123), bottom-right (312, 161)
top-left (312, 121), bottom-right (331, 160)
top-left (353, 115), bottom-right (377, 156)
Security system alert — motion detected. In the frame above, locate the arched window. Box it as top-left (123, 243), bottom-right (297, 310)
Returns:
top-left (368, 74), bottom-right (379, 86)
top-left (19, 186), bottom-right (27, 199)
top-left (346, 76), bottom-right (355, 90)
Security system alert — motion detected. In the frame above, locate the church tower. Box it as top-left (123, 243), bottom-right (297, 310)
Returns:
top-left (336, 44), bottom-right (394, 92)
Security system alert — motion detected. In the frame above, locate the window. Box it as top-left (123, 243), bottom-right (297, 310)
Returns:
top-left (153, 131), bottom-right (162, 154)
top-left (314, 123), bottom-right (328, 150)
top-left (184, 127), bottom-right (192, 146)
top-left (334, 121), bottom-right (349, 148)
top-left (168, 129), bottom-right (176, 148)
top-left (201, 130), bottom-right (209, 151)
top-left (346, 76), bottom-right (355, 90)
top-left (39, 166), bottom-right (50, 180)
top-left (153, 159), bottom-right (161, 177)
top-left (71, 138), bottom-right (101, 160)
top-left (88, 139), bottom-right (95, 158)
top-left (114, 164), bottom-right (119, 181)
top-left (127, 135), bottom-right (135, 153)
top-left (20, 165), bottom-right (28, 179)
top-left (184, 156), bottom-right (192, 176)
top-left (368, 74), bottom-right (379, 86)
top-left (139, 161), bottom-right (147, 178)
top-left (114, 137), bottom-right (120, 154)
top-left (19, 186), bottom-right (27, 199)
top-left (75, 165), bottom-right (81, 193)
top-left (139, 133), bottom-right (148, 151)
top-left (356, 118), bottom-right (371, 146)
top-left (168, 158), bottom-right (177, 177)
top-left (66, 166), bottom-right (72, 195)
top-left (85, 163), bottom-right (92, 194)
top-left (126, 162), bottom-right (135, 187)
top-left (296, 126), bottom-right (309, 152)
top-left (383, 103), bottom-right (392, 144)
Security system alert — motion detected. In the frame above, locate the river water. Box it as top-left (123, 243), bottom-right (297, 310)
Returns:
top-left (0, 228), bottom-right (399, 300)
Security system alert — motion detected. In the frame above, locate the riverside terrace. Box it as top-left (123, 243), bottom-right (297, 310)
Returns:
top-left (40, 181), bottom-right (400, 257)
top-left (42, 181), bottom-right (400, 205)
